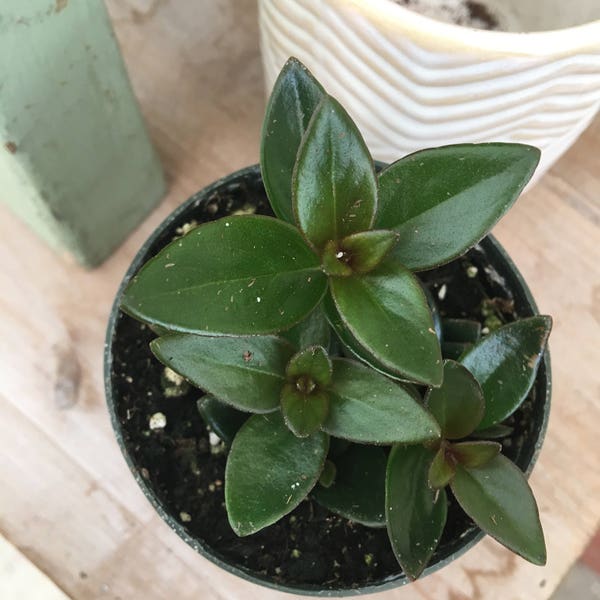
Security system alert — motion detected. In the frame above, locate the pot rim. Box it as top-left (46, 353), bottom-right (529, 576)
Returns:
top-left (104, 164), bottom-right (551, 596)
top-left (340, 0), bottom-right (600, 57)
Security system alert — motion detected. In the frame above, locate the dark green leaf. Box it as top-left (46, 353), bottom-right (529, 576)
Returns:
top-left (475, 423), bottom-right (514, 440)
top-left (281, 384), bottom-right (330, 438)
top-left (197, 395), bottom-right (248, 445)
top-left (121, 216), bottom-right (327, 335)
top-left (318, 459), bottom-right (337, 488)
top-left (376, 144), bottom-right (540, 270)
top-left (286, 345), bottom-right (332, 387)
top-left (260, 57), bottom-right (324, 223)
top-left (282, 305), bottom-right (331, 351)
top-left (442, 341), bottom-right (472, 361)
top-left (325, 290), bottom-right (438, 387)
top-left (460, 316), bottom-right (552, 430)
top-left (386, 444), bottom-right (447, 580)
top-left (428, 445), bottom-right (456, 489)
top-left (442, 318), bottom-right (482, 343)
top-left (451, 454), bottom-right (546, 565)
top-left (151, 334), bottom-right (294, 413)
top-left (331, 258), bottom-right (442, 386)
top-left (323, 291), bottom-right (397, 378)
top-left (337, 230), bottom-right (399, 275)
top-left (314, 444), bottom-right (387, 527)
top-left (452, 441), bottom-right (501, 468)
top-left (425, 360), bottom-right (484, 439)
top-left (323, 359), bottom-right (440, 444)
top-left (225, 412), bottom-right (329, 536)
top-left (293, 95), bottom-right (377, 249)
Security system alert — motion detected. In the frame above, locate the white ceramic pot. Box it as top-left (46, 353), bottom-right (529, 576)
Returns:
top-left (258, 0), bottom-right (600, 182)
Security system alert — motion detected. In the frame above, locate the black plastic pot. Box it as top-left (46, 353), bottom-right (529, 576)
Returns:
top-left (104, 165), bottom-right (551, 596)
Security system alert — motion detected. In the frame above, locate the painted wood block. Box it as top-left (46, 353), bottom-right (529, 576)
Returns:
top-left (0, 0), bottom-right (165, 267)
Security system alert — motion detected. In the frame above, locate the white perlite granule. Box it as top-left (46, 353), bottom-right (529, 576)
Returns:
top-left (149, 412), bottom-right (167, 430)
top-left (163, 367), bottom-right (186, 386)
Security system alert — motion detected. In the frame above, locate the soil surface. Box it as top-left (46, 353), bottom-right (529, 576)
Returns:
top-left (395, 0), bottom-right (500, 30)
top-left (108, 169), bottom-right (546, 592)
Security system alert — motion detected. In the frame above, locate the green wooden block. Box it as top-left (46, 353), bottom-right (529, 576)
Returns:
top-left (0, 0), bottom-right (165, 267)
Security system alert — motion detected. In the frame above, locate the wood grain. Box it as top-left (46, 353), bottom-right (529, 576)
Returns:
top-left (0, 535), bottom-right (70, 600)
top-left (0, 1), bottom-right (598, 599)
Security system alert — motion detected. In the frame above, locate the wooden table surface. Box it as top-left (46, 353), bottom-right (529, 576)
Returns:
top-left (1, 1), bottom-right (599, 599)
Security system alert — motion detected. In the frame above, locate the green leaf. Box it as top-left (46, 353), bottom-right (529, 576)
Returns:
top-left (425, 360), bottom-right (484, 439)
top-left (313, 444), bottom-right (387, 527)
top-left (386, 444), bottom-right (448, 580)
top-left (197, 395), bottom-right (248, 445)
top-left (442, 318), bottom-right (482, 343)
top-left (460, 316), bottom-right (552, 430)
top-left (428, 445), bottom-right (456, 489)
top-left (121, 216), bottom-right (327, 335)
top-left (286, 345), bottom-right (332, 387)
top-left (331, 258), bottom-right (443, 386)
top-left (323, 292), bottom-right (397, 378)
top-left (326, 292), bottom-right (436, 396)
top-left (318, 459), bottom-right (337, 488)
top-left (281, 384), bottom-right (330, 438)
top-left (293, 95), bottom-right (377, 249)
top-left (260, 57), bottom-right (325, 223)
top-left (452, 441), bottom-right (501, 468)
top-left (376, 144), bottom-right (540, 270)
top-left (451, 454), bottom-right (546, 565)
top-left (323, 359), bottom-right (440, 444)
top-left (282, 305), bottom-right (331, 351)
top-left (225, 412), bottom-right (329, 536)
top-left (150, 334), bottom-right (294, 413)
top-left (338, 229), bottom-right (399, 275)
top-left (475, 423), bottom-right (514, 440)
top-left (442, 341), bottom-right (473, 361)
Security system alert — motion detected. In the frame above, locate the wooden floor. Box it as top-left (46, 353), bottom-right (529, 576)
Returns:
top-left (1, 1), bottom-right (599, 598)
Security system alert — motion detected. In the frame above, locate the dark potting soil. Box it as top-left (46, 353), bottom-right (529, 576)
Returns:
top-left (108, 169), bottom-right (545, 591)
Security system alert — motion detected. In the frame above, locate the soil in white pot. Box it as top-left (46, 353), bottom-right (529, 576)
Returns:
top-left (395, 0), bottom-right (501, 30)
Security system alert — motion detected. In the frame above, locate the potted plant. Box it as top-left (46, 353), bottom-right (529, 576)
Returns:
top-left (105, 58), bottom-right (551, 594)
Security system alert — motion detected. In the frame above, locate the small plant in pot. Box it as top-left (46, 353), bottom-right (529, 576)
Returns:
top-left (108, 58), bottom-right (551, 592)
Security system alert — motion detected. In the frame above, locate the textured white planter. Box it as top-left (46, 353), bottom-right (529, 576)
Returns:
top-left (258, 0), bottom-right (600, 182)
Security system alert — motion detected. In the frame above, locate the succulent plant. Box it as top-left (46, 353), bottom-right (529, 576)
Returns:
top-left (121, 57), bottom-right (551, 580)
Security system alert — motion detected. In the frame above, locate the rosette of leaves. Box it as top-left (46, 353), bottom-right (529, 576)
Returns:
top-left (386, 316), bottom-right (552, 579)
top-left (150, 312), bottom-right (551, 574)
top-left (150, 336), bottom-right (440, 535)
top-left (119, 57), bottom-right (550, 579)
top-left (121, 57), bottom-right (540, 388)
